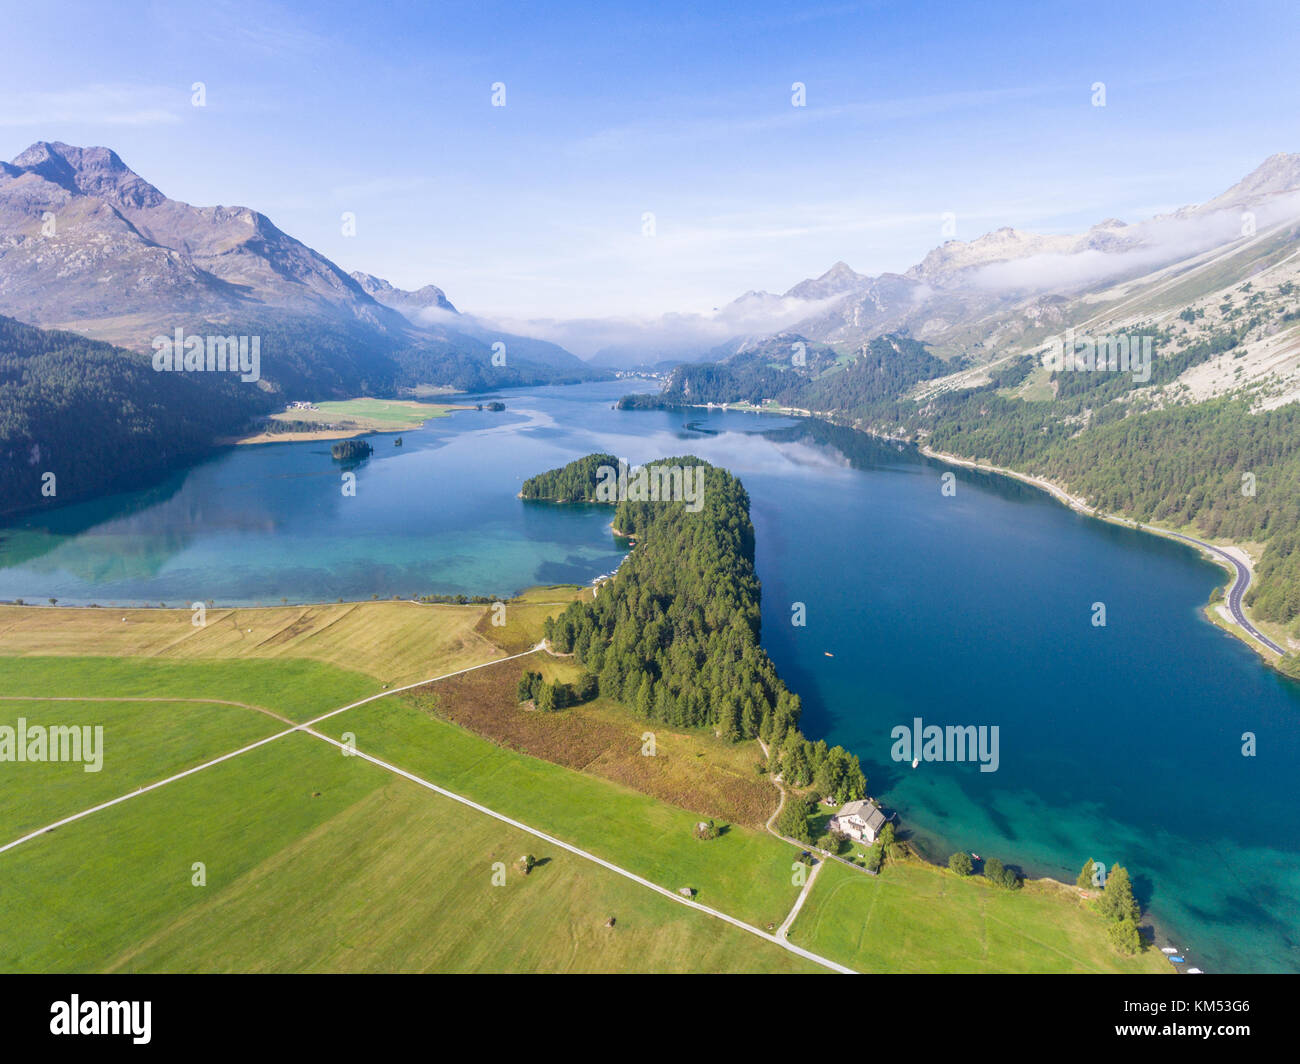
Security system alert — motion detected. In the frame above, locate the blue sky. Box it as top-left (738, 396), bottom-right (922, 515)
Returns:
top-left (2, 0), bottom-right (1296, 322)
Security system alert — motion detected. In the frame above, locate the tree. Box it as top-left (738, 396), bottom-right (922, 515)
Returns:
top-left (1107, 917), bottom-right (1142, 955)
top-left (1097, 864), bottom-right (1140, 924)
top-left (1077, 857), bottom-right (1099, 889)
top-left (818, 831), bottom-right (847, 856)
top-left (948, 851), bottom-right (973, 876)
top-left (535, 682), bottom-right (556, 713)
top-left (877, 822), bottom-right (897, 862)
top-left (777, 795), bottom-right (814, 843)
top-left (984, 856), bottom-right (1005, 882)
top-left (516, 670), bottom-right (540, 703)
top-left (575, 670), bottom-right (598, 703)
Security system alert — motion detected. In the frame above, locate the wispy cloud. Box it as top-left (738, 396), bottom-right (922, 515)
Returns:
top-left (573, 84), bottom-right (1054, 155)
top-left (0, 84), bottom-right (182, 127)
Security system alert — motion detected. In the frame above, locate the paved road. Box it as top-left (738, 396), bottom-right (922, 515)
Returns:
top-left (1164, 532), bottom-right (1285, 656)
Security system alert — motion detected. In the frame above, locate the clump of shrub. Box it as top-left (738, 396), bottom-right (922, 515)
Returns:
top-left (948, 851), bottom-right (973, 876)
top-left (982, 857), bottom-right (1022, 890)
top-left (818, 829), bottom-right (849, 856)
top-left (516, 669), bottom-right (599, 711)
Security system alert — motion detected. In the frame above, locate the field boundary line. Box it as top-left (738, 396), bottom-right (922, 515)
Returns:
top-left (0, 645), bottom-right (546, 855)
top-left (301, 725), bottom-right (855, 974)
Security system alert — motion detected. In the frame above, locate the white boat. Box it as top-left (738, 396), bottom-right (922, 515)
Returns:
top-left (911, 758), bottom-right (919, 769)
top-left (1161, 947), bottom-right (1179, 954)
top-left (1187, 968), bottom-right (1203, 974)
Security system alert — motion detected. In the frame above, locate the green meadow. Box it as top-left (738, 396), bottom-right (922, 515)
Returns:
top-left (788, 858), bottom-right (1168, 974)
top-left (0, 698), bottom-right (280, 841)
top-left (0, 625), bottom-right (1171, 974)
top-left (319, 691), bottom-right (805, 930)
top-left (0, 731), bottom-right (815, 974)
top-left (0, 655), bottom-right (379, 722)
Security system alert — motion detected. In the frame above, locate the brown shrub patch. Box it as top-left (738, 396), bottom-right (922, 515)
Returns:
top-left (410, 656), bottom-right (779, 828)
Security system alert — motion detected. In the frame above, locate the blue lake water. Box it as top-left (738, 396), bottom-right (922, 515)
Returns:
top-left (2, 378), bottom-right (1296, 973)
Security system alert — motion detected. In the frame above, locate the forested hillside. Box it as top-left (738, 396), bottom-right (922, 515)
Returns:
top-left (0, 316), bottom-right (271, 514)
top-left (525, 454), bottom-right (870, 800)
top-left (621, 327), bottom-right (1300, 661)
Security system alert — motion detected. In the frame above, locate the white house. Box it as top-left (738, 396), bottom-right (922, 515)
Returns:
top-left (828, 799), bottom-right (887, 844)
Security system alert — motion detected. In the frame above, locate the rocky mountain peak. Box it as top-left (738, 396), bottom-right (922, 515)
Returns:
top-left (10, 140), bottom-right (166, 209)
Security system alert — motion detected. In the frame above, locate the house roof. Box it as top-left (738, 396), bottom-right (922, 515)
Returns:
top-left (838, 799), bottom-right (886, 830)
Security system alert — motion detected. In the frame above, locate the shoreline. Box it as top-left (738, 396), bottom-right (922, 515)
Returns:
top-left (219, 398), bottom-right (473, 446)
top-left (917, 444), bottom-right (1291, 667)
top-left (676, 394), bottom-right (1291, 668)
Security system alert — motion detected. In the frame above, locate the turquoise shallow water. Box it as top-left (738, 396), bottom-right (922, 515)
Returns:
top-left (2, 379), bottom-right (1296, 972)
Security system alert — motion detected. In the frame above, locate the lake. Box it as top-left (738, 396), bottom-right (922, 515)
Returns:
top-left (2, 378), bottom-right (1297, 973)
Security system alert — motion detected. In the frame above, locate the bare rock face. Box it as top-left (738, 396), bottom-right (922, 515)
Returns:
top-left (349, 270), bottom-right (458, 315)
top-left (0, 141), bottom-right (408, 349)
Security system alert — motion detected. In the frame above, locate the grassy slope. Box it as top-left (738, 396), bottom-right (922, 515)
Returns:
top-left (789, 859), bottom-right (1168, 974)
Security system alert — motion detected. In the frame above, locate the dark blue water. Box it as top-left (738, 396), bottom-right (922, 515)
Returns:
top-left (1, 379), bottom-right (1296, 972)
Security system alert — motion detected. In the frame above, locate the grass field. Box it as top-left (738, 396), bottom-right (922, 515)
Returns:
top-left (0, 655), bottom-right (378, 722)
top-left (0, 697), bottom-right (281, 841)
top-left (477, 584), bottom-right (593, 654)
top-left (788, 858), bottom-right (1168, 974)
top-left (0, 600), bottom-right (1167, 974)
top-left (0, 730), bottom-right (817, 974)
top-left (318, 689), bottom-right (804, 930)
top-left (0, 600), bottom-right (500, 687)
top-left (232, 397), bottom-right (465, 444)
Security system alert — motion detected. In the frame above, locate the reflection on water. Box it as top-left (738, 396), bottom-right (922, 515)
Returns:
top-left (1, 378), bottom-right (1298, 973)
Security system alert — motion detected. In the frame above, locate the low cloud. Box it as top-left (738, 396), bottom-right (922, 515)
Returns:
top-left (430, 292), bottom-right (845, 365)
top-left (967, 192), bottom-right (1300, 294)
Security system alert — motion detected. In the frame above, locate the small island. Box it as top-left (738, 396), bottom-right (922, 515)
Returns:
top-left (330, 439), bottom-right (373, 461)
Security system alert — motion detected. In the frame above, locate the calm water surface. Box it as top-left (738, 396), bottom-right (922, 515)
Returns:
top-left (2, 379), bottom-right (1296, 973)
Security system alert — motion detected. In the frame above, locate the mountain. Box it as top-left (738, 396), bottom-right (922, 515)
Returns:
top-left (625, 154), bottom-right (1300, 666)
top-left (0, 142), bottom-right (404, 340)
top-left (350, 271), bottom-right (458, 315)
top-left (0, 142), bottom-right (598, 395)
top-left (707, 153), bottom-right (1300, 386)
top-left (350, 270), bottom-right (592, 373)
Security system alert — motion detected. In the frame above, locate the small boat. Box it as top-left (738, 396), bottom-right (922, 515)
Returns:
top-left (1168, 955), bottom-right (1185, 964)
top-left (1160, 947), bottom-right (1179, 954)
top-left (824, 651), bottom-right (833, 657)
top-left (911, 758), bottom-right (919, 769)
top-left (1186, 968), bottom-right (1203, 974)
top-left (971, 853), bottom-right (981, 861)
